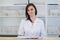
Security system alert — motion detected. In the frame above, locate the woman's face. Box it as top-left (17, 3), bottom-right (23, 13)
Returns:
top-left (27, 6), bottom-right (35, 17)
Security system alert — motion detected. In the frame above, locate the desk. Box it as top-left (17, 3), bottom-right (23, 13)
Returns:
top-left (0, 37), bottom-right (60, 40)
top-left (47, 37), bottom-right (60, 40)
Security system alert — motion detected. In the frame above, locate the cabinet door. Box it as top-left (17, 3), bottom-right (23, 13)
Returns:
top-left (47, 0), bottom-right (60, 4)
top-left (48, 5), bottom-right (60, 17)
top-left (36, 5), bottom-right (47, 17)
top-left (0, 0), bottom-right (28, 5)
top-left (29, 0), bottom-right (46, 5)
top-left (0, 6), bottom-right (26, 17)
top-left (47, 17), bottom-right (60, 37)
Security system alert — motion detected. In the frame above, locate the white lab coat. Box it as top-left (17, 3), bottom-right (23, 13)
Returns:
top-left (18, 18), bottom-right (47, 38)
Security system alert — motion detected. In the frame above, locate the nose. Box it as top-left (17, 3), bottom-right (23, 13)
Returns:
top-left (29, 10), bottom-right (32, 13)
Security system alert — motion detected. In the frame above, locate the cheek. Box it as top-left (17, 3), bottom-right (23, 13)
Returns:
top-left (33, 10), bottom-right (35, 15)
top-left (27, 11), bottom-right (30, 15)
top-left (34, 10), bottom-right (35, 13)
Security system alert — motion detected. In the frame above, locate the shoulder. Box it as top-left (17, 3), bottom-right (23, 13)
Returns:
top-left (36, 18), bottom-right (44, 23)
top-left (20, 18), bottom-right (27, 23)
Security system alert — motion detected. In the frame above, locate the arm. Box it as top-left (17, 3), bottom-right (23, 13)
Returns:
top-left (40, 21), bottom-right (47, 38)
top-left (18, 20), bottom-right (25, 38)
top-left (17, 20), bottom-right (32, 38)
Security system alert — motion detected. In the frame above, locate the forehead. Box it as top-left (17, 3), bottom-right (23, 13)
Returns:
top-left (28, 6), bottom-right (34, 9)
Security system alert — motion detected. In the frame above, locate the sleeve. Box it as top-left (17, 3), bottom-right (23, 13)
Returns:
top-left (40, 20), bottom-right (47, 38)
top-left (18, 20), bottom-right (25, 37)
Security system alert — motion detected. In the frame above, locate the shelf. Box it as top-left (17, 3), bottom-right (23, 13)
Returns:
top-left (0, 16), bottom-right (46, 18)
top-left (0, 4), bottom-right (27, 6)
top-left (0, 35), bottom-right (17, 37)
top-left (47, 16), bottom-right (60, 18)
top-left (47, 33), bottom-right (60, 35)
top-left (0, 16), bottom-right (25, 18)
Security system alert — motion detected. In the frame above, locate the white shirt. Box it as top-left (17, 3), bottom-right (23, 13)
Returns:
top-left (18, 18), bottom-right (46, 38)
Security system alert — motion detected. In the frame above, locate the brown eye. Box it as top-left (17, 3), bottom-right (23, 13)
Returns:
top-left (31, 8), bottom-right (33, 11)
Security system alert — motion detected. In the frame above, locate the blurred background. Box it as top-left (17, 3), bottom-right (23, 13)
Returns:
top-left (0, 0), bottom-right (60, 37)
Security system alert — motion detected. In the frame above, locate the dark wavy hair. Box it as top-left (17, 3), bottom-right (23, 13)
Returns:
top-left (25, 3), bottom-right (37, 22)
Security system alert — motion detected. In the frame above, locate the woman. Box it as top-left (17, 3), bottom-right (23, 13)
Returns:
top-left (18, 3), bottom-right (46, 38)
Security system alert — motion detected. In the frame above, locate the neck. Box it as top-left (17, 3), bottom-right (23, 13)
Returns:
top-left (30, 16), bottom-right (36, 23)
